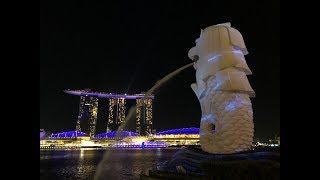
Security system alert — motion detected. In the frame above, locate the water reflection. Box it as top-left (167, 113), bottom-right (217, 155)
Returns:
top-left (156, 148), bottom-right (162, 157)
top-left (40, 148), bottom-right (178, 180)
top-left (80, 149), bottom-right (84, 159)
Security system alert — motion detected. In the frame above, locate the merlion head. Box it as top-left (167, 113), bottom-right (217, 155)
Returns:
top-left (188, 22), bottom-right (251, 84)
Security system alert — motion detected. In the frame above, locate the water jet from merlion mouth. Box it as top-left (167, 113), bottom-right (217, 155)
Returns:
top-left (94, 61), bottom-right (196, 180)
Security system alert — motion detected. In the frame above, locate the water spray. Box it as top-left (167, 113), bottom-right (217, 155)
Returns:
top-left (94, 61), bottom-right (196, 179)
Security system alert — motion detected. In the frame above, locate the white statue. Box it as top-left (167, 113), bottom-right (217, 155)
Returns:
top-left (189, 22), bottom-right (255, 154)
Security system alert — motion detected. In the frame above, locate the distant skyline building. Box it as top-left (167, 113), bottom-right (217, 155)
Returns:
top-left (136, 98), bottom-right (153, 135)
top-left (75, 93), bottom-right (99, 137)
top-left (64, 89), bottom-right (154, 137)
top-left (107, 97), bottom-right (126, 132)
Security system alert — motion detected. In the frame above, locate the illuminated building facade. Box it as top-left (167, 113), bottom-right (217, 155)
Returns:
top-left (65, 89), bottom-right (154, 137)
top-left (40, 128), bottom-right (203, 149)
top-left (107, 98), bottom-right (127, 132)
top-left (76, 92), bottom-right (99, 138)
top-left (136, 98), bottom-right (153, 136)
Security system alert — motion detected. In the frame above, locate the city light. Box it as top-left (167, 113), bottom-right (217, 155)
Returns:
top-left (66, 90), bottom-right (154, 136)
top-left (41, 128), bottom-right (280, 149)
top-left (95, 131), bottom-right (138, 138)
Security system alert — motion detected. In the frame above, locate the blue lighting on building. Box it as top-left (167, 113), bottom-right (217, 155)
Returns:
top-left (40, 132), bottom-right (45, 139)
top-left (95, 131), bottom-right (138, 138)
top-left (155, 127), bottom-right (216, 135)
top-left (112, 141), bottom-right (168, 148)
top-left (155, 127), bottom-right (201, 135)
top-left (49, 131), bottom-right (87, 139)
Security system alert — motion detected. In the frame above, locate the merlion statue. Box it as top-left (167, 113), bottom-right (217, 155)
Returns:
top-left (189, 22), bottom-right (255, 154)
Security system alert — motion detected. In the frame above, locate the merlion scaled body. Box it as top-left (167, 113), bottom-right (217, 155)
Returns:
top-left (189, 22), bottom-right (255, 154)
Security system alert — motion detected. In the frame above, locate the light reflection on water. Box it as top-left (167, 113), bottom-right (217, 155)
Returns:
top-left (40, 148), bottom-right (178, 180)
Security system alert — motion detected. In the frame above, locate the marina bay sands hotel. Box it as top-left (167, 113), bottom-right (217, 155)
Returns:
top-left (64, 89), bottom-right (154, 137)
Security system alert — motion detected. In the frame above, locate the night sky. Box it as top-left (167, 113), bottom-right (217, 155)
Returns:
top-left (40, 1), bottom-right (280, 141)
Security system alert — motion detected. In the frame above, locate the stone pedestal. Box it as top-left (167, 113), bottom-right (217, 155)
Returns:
top-left (141, 147), bottom-right (280, 179)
